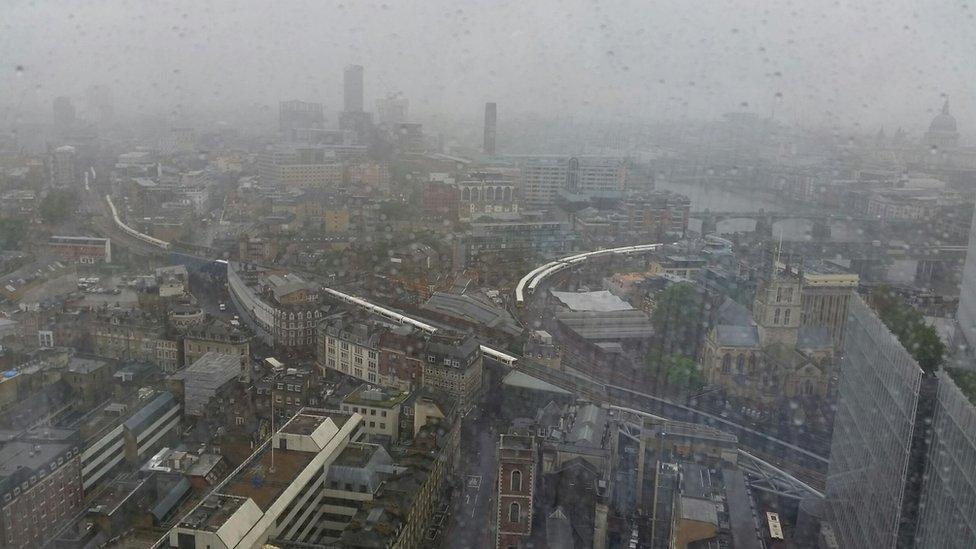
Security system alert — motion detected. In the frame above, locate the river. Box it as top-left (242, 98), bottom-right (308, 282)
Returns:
top-left (657, 179), bottom-right (868, 242)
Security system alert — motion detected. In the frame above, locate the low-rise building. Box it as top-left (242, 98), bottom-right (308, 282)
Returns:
top-left (422, 333), bottom-right (483, 411)
top-left (182, 317), bottom-right (251, 367)
top-left (340, 384), bottom-right (410, 440)
top-left (316, 316), bottom-right (382, 385)
top-left (227, 262), bottom-right (323, 350)
top-left (90, 308), bottom-right (181, 373)
top-left (47, 236), bottom-right (111, 264)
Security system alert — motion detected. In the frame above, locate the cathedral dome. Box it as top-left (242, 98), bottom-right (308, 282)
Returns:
top-left (929, 99), bottom-right (957, 133)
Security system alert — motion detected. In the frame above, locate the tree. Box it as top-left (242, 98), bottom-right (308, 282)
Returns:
top-left (651, 282), bottom-right (705, 359)
top-left (869, 285), bottom-right (945, 372)
top-left (0, 218), bottom-right (27, 250)
top-left (663, 354), bottom-right (705, 392)
top-left (39, 189), bottom-right (76, 225)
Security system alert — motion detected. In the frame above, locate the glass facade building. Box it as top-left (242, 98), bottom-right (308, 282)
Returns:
top-left (914, 370), bottom-right (976, 547)
top-left (823, 295), bottom-right (923, 549)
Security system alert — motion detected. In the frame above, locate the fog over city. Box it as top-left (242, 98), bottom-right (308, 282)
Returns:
top-left (3, 2), bottom-right (976, 549)
top-left (3, 0), bottom-right (974, 130)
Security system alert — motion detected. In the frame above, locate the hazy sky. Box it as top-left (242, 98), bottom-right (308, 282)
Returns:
top-left (3, 0), bottom-right (973, 132)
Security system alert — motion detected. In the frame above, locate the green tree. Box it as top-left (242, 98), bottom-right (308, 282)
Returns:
top-left (869, 285), bottom-right (945, 372)
top-left (0, 218), bottom-right (27, 250)
top-left (651, 282), bottom-right (705, 359)
top-left (39, 190), bottom-right (76, 225)
top-left (663, 354), bottom-right (705, 392)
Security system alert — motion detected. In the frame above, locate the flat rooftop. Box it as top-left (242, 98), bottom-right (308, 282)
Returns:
top-left (333, 443), bottom-right (379, 468)
top-left (180, 495), bottom-right (250, 532)
top-left (0, 441), bottom-right (69, 478)
top-left (342, 385), bottom-right (411, 408)
top-left (223, 448), bottom-right (314, 510)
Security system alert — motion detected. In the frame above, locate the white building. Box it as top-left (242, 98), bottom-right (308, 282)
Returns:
top-left (168, 409), bottom-right (366, 548)
top-left (51, 145), bottom-right (77, 187)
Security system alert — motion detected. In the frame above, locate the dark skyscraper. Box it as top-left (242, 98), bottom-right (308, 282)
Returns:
top-left (344, 65), bottom-right (364, 113)
top-left (483, 102), bottom-right (497, 155)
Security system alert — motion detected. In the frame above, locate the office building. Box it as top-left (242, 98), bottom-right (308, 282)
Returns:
top-left (824, 293), bottom-right (976, 548)
top-left (376, 92), bottom-right (408, 126)
top-left (453, 219), bottom-right (579, 268)
top-left (79, 390), bottom-right (181, 491)
top-left (51, 144), bottom-right (77, 187)
top-left (484, 102), bottom-right (497, 155)
top-left (956, 208), bottom-right (976, 357)
top-left (343, 65), bottom-right (365, 113)
top-left (914, 369), bottom-right (976, 546)
top-left (279, 100), bottom-right (325, 135)
top-left (169, 409), bottom-right (365, 548)
top-left (256, 145), bottom-right (343, 189)
top-left (517, 156), bottom-right (628, 208)
top-left (822, 295), bottom-right (924, 548)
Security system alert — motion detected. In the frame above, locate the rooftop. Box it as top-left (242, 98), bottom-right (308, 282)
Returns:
top-left (280, 409), bottom-right (350, 435)
top-left (66, 356), bottom-right (111, 375)
top-left (223, 447), bottom-right (315, 510)
top-left (551, 290), bottom-right (633, 312)
top-left (169, 352), bottom-right (241, 416)
top-left (343, 385), bottom-right (411, 408)
top-left (0, 441), bottom-right (70, 479)
top-left (179, 494), bottom-right (250, 532)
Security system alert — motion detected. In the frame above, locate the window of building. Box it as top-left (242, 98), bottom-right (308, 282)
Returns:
top-left (511, 469), bottom-right (522, 491)
top-left (509, 502), bottom-right (520, 523)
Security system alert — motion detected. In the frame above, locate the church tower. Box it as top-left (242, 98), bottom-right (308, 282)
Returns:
top-left (753, 261), bottom-right (802, 348)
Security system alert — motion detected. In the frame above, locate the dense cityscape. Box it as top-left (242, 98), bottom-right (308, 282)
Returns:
top-left (2, 3), bottom-right (975, 549)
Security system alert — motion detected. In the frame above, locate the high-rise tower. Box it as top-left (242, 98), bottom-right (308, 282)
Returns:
top-left (344, 65), bottom-right (364, 113)
top-left (483, 102), bottom-right (497, 155)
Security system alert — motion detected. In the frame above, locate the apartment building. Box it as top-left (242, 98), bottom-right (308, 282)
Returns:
top-left (227, 262), bottom-right (323, 350)
top-left (316, 317), bottom-right (382, 385)
top-left (422, 333), bottom-right (483, 411)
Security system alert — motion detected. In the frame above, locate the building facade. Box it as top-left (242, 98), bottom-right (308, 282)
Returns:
top-left (823, 295), bottom-right (924, 549)
top-left (182, 318), bottom-right (251, 367)
top-left (495, 434), bottom-right (537, 549)
top-left (422, 334), bottom-right (483, 411)
top-left (914, 369), bottom-right (976, 546)
top-left (227, 262), bottom-right (323, 350)
top-left (48, 236), bottom-right (111, 264)
top-left (457, 171), bottom-right (519, 221)
top-left (0, 442), bottom-right (83, 548)
top-left (316, 317), bottom-right (382, 385)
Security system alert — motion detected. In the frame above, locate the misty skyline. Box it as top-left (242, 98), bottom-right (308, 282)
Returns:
top-left (3, 0), bottom-right (973, 133)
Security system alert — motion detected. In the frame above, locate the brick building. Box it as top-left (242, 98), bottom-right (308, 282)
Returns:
top-left (495, 434), bottom-right (537, 549)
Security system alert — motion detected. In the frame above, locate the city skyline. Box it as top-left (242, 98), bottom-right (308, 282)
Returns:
top-left (2, 0), bottom-right (974, 132)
